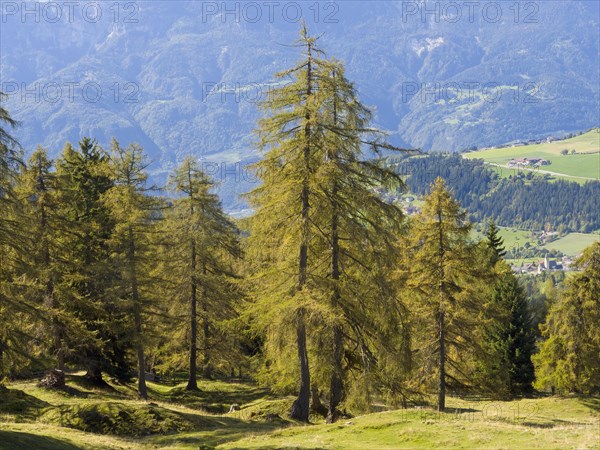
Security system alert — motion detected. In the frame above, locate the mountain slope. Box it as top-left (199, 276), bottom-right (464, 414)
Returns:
top-left (1, 1), bottom-right (598, 208)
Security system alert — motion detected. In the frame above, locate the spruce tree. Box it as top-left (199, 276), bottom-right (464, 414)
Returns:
top-left (479, 267), bottom-right (535, 397)
top-left (15, 147), bottom-right (92, 377)
top-left (486, 219), bottom-right (506, 263)
top-left (20, 148), bottom-right (66, 372)
top-left (56, 138), bottom-right (121, 383)
top-left (478, 223), bottom-right (535, 398)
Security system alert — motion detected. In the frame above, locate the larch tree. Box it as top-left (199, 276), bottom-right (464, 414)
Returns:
top-left (313, 64), bottom-right (408, 421)
top-left (160, 156), bottom-right (242, 390)
top-left (247, 26), bottom-right (410, 422)
top-left (0, 93), bottom-right (23, 378)
top-left (245, 25), bottom-right (332, 422)
top-left (403, 177), bottom-right (486, 411)
top-left (102, 140), bottom-right (160, 399)
top-left (533, 242), bottom-right (600, 395)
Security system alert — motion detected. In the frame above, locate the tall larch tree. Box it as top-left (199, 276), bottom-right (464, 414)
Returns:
top-left (160, 157), bottom-right (242, 390)
top-left (533, 242), bottom-right (600, 395)
top-left (245, 25), bottom-right (333, 421)
top-left (247, 26), bottom-right (411, 421)
top-left (313, 63), bottom-right (409, 421)
top-left (403, 177), bottom-right (486, 411)
top-left (0, 94), bottom-right (27, 378)
top-left (102, 140), bottom-right (160, 399)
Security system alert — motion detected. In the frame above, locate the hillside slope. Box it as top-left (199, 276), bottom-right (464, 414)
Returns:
top-left (464, 129), bottom-right (600, 180)
top-left (2, 1), bottom-right (599, 209)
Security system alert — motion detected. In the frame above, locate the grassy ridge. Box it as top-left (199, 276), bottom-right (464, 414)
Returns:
top-left (464, 129), bottom-right (600, 180)
top-left (1, 376), bottom-right (599, 449)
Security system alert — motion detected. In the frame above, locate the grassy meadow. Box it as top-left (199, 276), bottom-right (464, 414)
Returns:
top-left (1, 374), bottom-right (599, 449)
top-left (471, 227), bottom-right (600, 258)
top-left (464, 129), bottom-right (600, 180)
top-left (542, 233), bottom-right (600, 255)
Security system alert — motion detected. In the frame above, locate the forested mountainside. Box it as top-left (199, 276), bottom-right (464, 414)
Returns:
top-left (1, 1), bottom-right (599, 209)
top-left (394, 153), bottom-right (600, 232)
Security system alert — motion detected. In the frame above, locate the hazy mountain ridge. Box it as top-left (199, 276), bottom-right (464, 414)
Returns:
top-left (1, 1), bottom-right (598, 208)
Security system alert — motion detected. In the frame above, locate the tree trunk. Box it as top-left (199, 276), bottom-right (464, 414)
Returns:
top-left (438, 310), bottom-right (446, 412)
top-left (38, 172), bottom-right (64, 373)
top-left (85, 361), bottom-right (104, 385)
top-left (327, 93), bottom-right (344, 422)
top-left (327, 183), bottom-right (343, 423)
top-left (201, 313), bottom-right (212, 379)
top-left (310, 384), bottom-right (328, 417)
top-left (437, 205), bottom-right (446, 412)
top-left (290, 310), bottom-right (310, 421)
top-left (290, 35), bottom-right (313, 423)
top-left (186, 237), bottom-right (198, 390)
top-left (200, 261), bottom-right (212, 380)
top-left (328, 326), bottom-right (343, 422)
top-left (128, 225), bottom-right (147, 400)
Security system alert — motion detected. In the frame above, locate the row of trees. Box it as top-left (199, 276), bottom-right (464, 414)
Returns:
top-left (0, 136), bottom-right (242, 400)
top-left (1, 29), bottom-right (598, 421)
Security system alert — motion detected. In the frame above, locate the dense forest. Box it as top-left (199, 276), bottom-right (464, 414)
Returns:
top-left (1, 29), bottom-right (599, 423)
top-left (393, 153), bottom-right (600, 232)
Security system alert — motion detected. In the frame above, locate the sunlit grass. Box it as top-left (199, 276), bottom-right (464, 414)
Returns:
top-left (1, 376), bottom-right (598, 449)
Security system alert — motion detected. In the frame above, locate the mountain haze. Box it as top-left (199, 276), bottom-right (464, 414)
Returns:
top-left (1, 0), bottom-right (598, 208)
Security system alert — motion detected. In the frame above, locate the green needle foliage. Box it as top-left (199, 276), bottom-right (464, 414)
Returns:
top-left (55, 138), bottom-right (126, 383)
top-left (14, 147), bottom-right (93, 375)
top-left (246, 27), bottom-right (409, 421)
top-left (486, 220), bottom-right (506, 264)
top-left (312, 64), bottom-right (409, 421)
top-left (533, 242), bottom-right (600, 395)
top-left (1, 30), bottom-right (598, 427)
top-left (102, 140), bottom-right (162, 399)
top-left (402, 178), bottom-right (488, 411)
top-left (478, 267), bottom-right (536, 398)
top-left (0, 91), bottom-right (24, 379)
top-left (245, 26), bottom-right (334, 421)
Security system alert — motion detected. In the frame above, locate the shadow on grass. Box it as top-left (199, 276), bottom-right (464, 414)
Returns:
top-left (63, 374), bottom-right (124, 399)
top-left (521, 421), bottom-right (556, 428)
top-left (443, 407), bottom-right (479, 414)
top-left (148, 415), bottom-right (292, 449)
top-left (0, 430), bottom-right (82, 450)
top-left (148, 382), bottom-right (273, 413)
top-left (0, 386), bottom-right (49, 421)
top-left (581, 397), bottom-right (600, 412)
